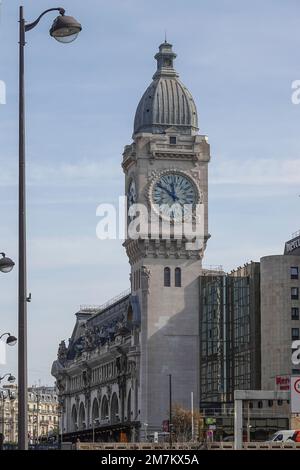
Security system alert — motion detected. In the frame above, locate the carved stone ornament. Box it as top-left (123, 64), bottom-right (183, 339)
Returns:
top-left (141, 265), bottom-right (151, 292)
top-left (75, 394), bottom-right (80, 409)
top-left (106, 384), bottom-right (112, 402)
top-left (57, 340), bottom-right (67, 365)
top-left (82, 368), bottom-right (92, 388)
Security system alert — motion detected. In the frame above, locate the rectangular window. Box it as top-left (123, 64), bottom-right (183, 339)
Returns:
top-left (169, 136), bottom-right (177, 145)
top-left (291, 267), bottom-right (299, 280)
top-left (164, 267), bottom-right (171, 287)
top-left (291, 287), bottom-right (299, 300)
top-left (292, 307), bottom-right (299, 320)
top-left (292, 328), bottom-right (300, 341)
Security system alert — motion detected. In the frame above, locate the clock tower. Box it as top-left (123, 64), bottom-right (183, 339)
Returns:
top-left (122, 41), bottom-right (210, 436)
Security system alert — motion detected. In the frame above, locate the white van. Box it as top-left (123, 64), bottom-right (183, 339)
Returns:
top-left (267, 430), bottom-right (295, 442)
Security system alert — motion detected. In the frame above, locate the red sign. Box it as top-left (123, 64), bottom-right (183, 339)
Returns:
top-left (275, 375), bottom-right (290, 391)
top-left (294, 378), bottom-right (300, 394)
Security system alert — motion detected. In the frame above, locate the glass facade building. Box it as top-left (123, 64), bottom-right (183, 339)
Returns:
top-left (199, 263), bottom-right (261, 408)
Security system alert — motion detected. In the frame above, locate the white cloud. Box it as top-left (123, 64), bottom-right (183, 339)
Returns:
top-left (2, 156), bottom-right (300, 188)
top-left (29, 236), bottom-right (126, 270)
top-left (210, 157), bottom-right (300, 185)
top-left (0, 158), bottom-right (121, 187)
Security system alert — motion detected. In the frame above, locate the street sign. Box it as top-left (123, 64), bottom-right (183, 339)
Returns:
top-left (291, 376), bottom-right (300, 413)
top-left (205, 417), bottom-right (216, 425)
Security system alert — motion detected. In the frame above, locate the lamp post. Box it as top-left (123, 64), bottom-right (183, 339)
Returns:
top-left (169, 374), bottom-right (172, 448)
top-left (0, 253), bottom-right (15, 273)
top-left (18, 5), bottom-right (82, 450)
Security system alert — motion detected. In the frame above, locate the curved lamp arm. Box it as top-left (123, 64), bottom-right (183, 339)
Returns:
top-left (0, 332), bottom-right (9, 340)
top-left (0, 373), bottom-right (11, 381)
top-left (25, 7), bottom-right (65, 32)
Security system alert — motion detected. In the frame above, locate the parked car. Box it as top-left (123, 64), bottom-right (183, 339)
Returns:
top-left (290, 430), bottom-right (300, 442)
top-left (267, 430), bottom-right (295, 442)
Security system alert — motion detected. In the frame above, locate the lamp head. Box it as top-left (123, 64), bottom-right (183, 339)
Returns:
top-left (0, 253), bottom-right (15, 273)
top-left (6, 335), bottom-right (17, 347)
top-left (50, 14), bottom-right (82, 43)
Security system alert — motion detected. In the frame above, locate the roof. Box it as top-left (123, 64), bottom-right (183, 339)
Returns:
top-left (133, 42), bottom-right (198, 135)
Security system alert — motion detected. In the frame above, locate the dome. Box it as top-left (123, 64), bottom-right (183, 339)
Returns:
top-left (134, 42), bottom-right (198, 135)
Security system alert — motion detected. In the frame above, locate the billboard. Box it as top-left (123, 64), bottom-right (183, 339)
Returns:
top-left (284, 235), bottom-right (300, 255)
top-left (291, 376), bottom-right (300, 413)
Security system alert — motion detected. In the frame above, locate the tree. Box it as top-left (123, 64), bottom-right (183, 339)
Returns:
top-left (171, 404), bottom-right (204, 442)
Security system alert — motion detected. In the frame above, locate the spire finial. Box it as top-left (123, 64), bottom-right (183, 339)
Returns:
top-left (153, 41), bottom-right (177, 79)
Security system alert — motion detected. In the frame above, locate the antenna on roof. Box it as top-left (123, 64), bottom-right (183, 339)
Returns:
top-left (164, 30), bottom-right (167, 43)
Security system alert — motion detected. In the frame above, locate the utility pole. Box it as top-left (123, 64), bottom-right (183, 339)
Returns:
top-left (36, 390), bottom-right (40, 443)
top-left (191, 392), bottom-right (194, 441)
top-left (169, 374), bottom-right (172, 448)
top-left (0, 392), bottom-right (5, 438)
top-left (247, 401), bottom-right (251, 442)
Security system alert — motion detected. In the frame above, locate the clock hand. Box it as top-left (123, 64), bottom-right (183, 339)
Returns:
top-left (157, 184), bottom-right (174, 199)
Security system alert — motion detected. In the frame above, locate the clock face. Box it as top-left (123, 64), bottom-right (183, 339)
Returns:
top-left (152, 173), bottom-right (197, 221)
top-left (127, 179), bottom-right (137, 212)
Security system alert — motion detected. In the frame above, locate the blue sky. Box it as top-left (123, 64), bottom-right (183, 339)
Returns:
top-left (0, 0), bottom-right (300, 385)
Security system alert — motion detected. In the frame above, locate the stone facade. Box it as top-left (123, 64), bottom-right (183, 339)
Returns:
top-left (51, 292), bottom-right (141, 441)
top-left (52, 41), bottom-right (210, 441)
top-left (0, 385), bottom-right (58, 444)
top-left (123, 42), bottom-right (210, 435)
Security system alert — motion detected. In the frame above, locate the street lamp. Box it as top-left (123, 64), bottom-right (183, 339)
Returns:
top-left (0, 253), bottom-right (15, 274)
top-left (0, 333), bottom-right (17, 346)
top-left (18, 5), bottom-right (82, 451)
top-left (0, 374), bottom-right (16, 384)
top-left (49, 12), bottom-right (82, 43)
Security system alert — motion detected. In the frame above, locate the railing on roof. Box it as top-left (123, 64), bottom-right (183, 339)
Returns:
top-left (202, 265), bottom-right (223, 272)
top-left (291, 229), bottom-right (300, 239)
top-left (80, 288), bottom-right (131, 314)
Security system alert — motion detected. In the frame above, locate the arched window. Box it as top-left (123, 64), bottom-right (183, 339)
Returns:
top-left (78, 402), bottom-right (86, 430)
top-left (127, 389), bottom-right (132, 422)
top-left (175, 267), bottom-right (181, 287)
top-left (92, 398), bottom-right (99, 425)
top-left (101, 396), bottom-right (109, 420)
top-left (111, 393), bottom-right (119, 424)
top-left (164, 267), bottom-right (171, 287)
top-left (71, 404), bottom-right (77, 432)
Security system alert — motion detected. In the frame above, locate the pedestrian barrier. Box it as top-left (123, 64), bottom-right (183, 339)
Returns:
top-left (75, 441), bottom-right (300, 451)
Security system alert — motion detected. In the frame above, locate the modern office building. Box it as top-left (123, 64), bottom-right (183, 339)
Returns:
top-left (199, 262), bottom-right (261, 407)
top-left (199, 232), bottom-right (300, 438)
top-left (260, 231), bottom-right (300, 389)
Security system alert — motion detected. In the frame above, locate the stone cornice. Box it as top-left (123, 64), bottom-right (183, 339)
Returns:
top-left (123, 238), bottom-right (206, 264)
